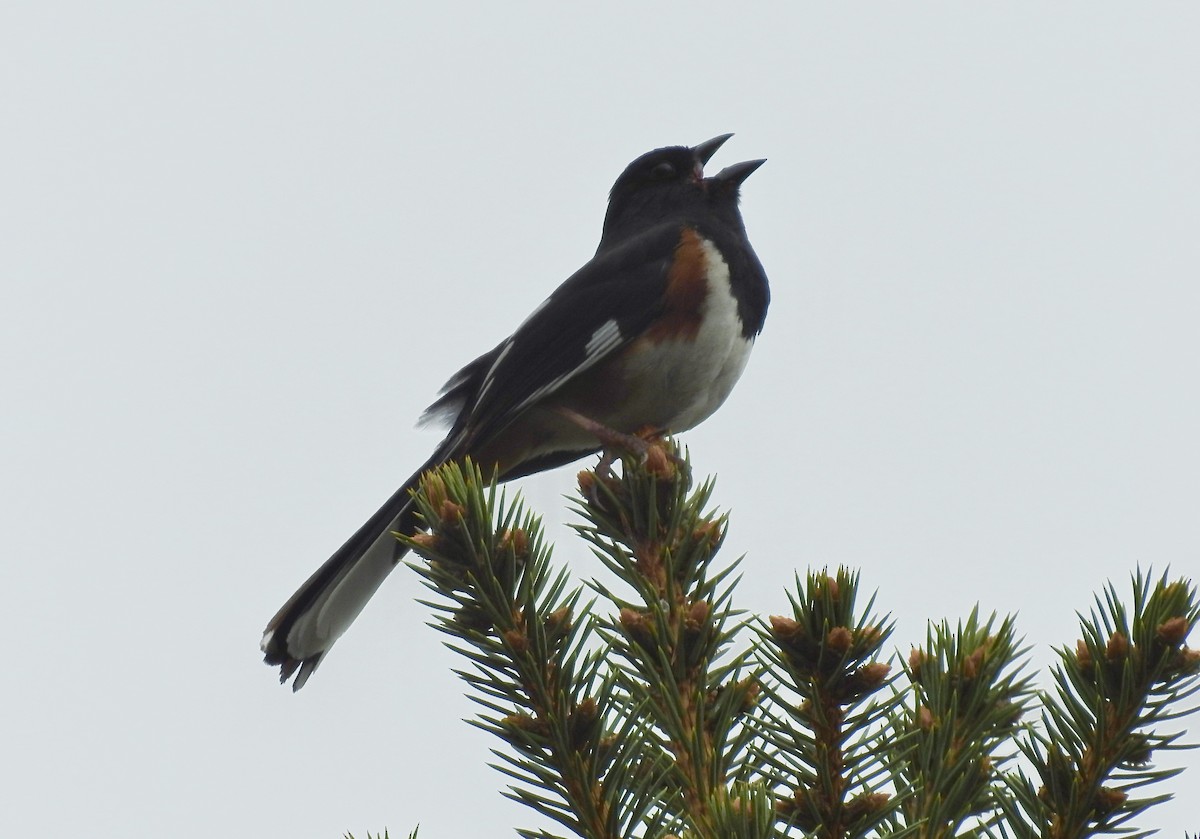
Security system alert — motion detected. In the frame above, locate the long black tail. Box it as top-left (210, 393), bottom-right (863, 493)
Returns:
top-left (260, 452), bottom-right (443, 690)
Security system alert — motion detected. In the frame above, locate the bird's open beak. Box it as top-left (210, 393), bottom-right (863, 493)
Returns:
top-left (692, 134), bottom-right (765, 188)
top-left (710, 158), bottom-right (767, 188)
top-left (691, 133), bottom-right (734, 166)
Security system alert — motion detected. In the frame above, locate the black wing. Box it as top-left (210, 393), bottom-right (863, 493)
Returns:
top-left (426, 220), bottom-right (685, 450)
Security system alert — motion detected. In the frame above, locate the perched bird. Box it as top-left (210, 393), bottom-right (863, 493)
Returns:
top-left (262, 134), bottom-right (770, 690)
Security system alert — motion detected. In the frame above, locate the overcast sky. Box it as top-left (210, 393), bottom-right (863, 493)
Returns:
top-left (3, 3), bottom-right (1197, 837)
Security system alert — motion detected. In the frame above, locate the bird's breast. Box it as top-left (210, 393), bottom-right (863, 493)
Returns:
top-left (617, 235), bottom-right (754, 432)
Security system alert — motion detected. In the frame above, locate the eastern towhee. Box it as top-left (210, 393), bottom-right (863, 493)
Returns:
top-left (262, 134), bottom-right (770, 690)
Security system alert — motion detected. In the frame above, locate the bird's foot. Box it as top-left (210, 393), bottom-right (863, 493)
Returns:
top-left (555, 408), bottom-right (657, 471)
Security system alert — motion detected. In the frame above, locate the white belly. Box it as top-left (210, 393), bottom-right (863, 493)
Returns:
top-left (619, 238), bottom-right (754, 432)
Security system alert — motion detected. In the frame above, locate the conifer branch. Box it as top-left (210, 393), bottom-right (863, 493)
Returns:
top-left (757, 568), bottom-right (903, 838)
top-left (404, 461), bottom-right (665, 839)
top-left (393, 450), bottom-right (1197, 839)
top-left (996, 570), bottom-right (1200, 839)
top-left (571, 441), bottom-right (765, 839)
top-left (893, 609), bottom-right (1034, 838)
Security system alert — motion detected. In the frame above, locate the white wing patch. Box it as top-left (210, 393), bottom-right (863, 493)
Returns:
top-left (585, 319), bottom-right (622, 359)
top-left (506, 318), bottom-right (627, 417)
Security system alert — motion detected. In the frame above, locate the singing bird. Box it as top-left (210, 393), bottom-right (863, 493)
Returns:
top-left (262, 134), bottom-right (769, 690)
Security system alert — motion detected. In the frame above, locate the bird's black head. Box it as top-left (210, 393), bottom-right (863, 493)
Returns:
top-left (599, 134), bottom-right (764, 249)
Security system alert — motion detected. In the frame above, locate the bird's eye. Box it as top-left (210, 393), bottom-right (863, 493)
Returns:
top-left (649, 161), bottom-right (676, 179)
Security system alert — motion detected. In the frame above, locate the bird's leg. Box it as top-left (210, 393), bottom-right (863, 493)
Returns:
top-left (554, 407), bottom-right (661, 476)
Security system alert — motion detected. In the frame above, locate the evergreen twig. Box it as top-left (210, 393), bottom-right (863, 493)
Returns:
top-left (404, 460), bottom-right (664, 839)
top-left (395, 446), bottom-right (1197, 839)
top-left (893, 609), bottom-right (1034, 838)
top-left (997, 571), bottom-right (1200, 839)
top-left (756, 568), bottom-right (904, 839)
top-left (572, 441), bottom-right (768, 839)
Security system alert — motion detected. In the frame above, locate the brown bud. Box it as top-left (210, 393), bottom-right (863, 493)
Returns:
top-left (846, 792), bottom-right (890, 820)
top-left (499, 527), bottom-right (529, 556)
top-left (577, 470), bottom-right (596, 495)
top-left (822, 574), bottom-right (840, 599)
top-left (839, 661), bottom-right (891, 701)
top-left (1156, 616), bottom-right (1189, 646)
top-left (409, 532), bottom-right (439, 553)
top-left (770, 615), bottom-right (804, 642)
top-left (827, 626), bottom-right (853, 653)
top-left (422, 472), bottom-right (448, 509)
top-left (503, 712), bottom-right (548, 736)
top-left (963, 643), bottom-right (988, 679)
top-left (575, 697), bottom-right (598, 722)
top-left (740, 678), bottom-right (762, 711)
top-left (858, 624), bottom-right (884, 646)
top-left (545, 606), bottom-right (573, 634)
top-left (1076, 639), bottom-right (1093, 669)
top-left (644, 442), bottom-right (674, 479)
top-left (1124, 733), bottom-right (1153, 765)
top-left (455, 604), bottom-right (492, 631)
top-left (1106, 631), bottom-right (1129, 661)
top-left (685, 599), bottom-right (712, 632)
top-left (858, 661), bottom-right (892, 687)
top-left (570, 697), bottom-right (599, 747)
top-left (503, 628), bottom-right (529, 654)
top-left (620, 607), bottom-right (652, 642)
top-left (438, 499), bottom-right (465, 523)
top-left (908, 647), bottom-right (927, 676)
top-left (917, 706), bottom-right (935, 731)
top-left (1094, 786), bottom-right (1127, 813)
top-left (692, 519), bottom-right (724, 548)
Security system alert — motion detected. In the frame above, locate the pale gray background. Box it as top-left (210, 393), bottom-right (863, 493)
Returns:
top-left (3, 3), bottom-right (1197, 837)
